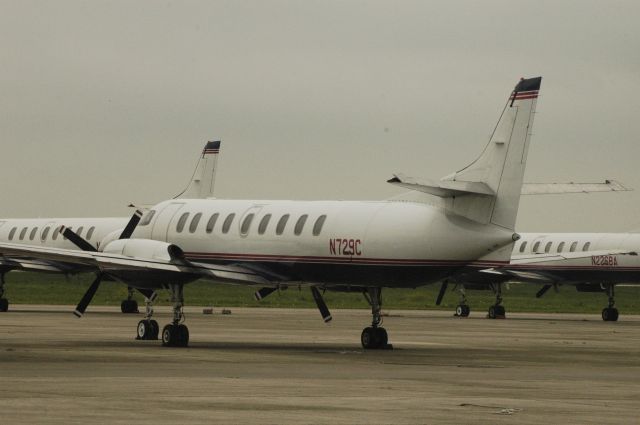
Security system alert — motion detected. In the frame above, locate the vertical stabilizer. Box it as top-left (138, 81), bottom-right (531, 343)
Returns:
top-left (443, 77), bottom-right (541, 229)
top-left (175, 141), bottom-right (221, 199)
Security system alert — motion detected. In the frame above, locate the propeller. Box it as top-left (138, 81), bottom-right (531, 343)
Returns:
top-left (535, 285), bottom-right (552, 298)
top-left (254, 287), bottom-right (277, 301)
top-left (62, 210), bottom-right (143, 317)
top-left (310, 287), bottom-right (332, 323)
top-left (435, 280), bottom-right (448, 306)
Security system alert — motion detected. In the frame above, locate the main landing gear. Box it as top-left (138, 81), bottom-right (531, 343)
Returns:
top-left (602, 284), bottom-right (619, 322)
top-left (0, 273), bottom-right (8, 312)
top-left (487, 283), bottom-right (506, 319)
top-left (136, 292), bottom-right (159, 340)
top-left (121, 286), bottom-right (139, 314)
top-left (454, 284), bottom-right (470, 317)
top-left (361, 288), bottom-right (392, 349)
top-left (161, 284), bottom-right (189, 347)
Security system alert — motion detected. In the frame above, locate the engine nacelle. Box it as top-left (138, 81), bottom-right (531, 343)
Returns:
top-left (102, 238), bottom-right (185, 262)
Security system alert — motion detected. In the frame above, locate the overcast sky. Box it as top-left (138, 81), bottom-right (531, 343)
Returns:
top-left (1, 0), bottom-right (639, 232)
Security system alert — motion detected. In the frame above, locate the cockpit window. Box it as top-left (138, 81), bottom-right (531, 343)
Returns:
top-left (139, 210), bottom-right (156, 226)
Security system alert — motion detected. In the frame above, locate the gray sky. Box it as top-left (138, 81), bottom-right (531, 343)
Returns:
top-left (1, 0), bottom-right (639, 232)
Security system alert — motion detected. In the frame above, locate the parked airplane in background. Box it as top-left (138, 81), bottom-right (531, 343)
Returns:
top-left (0, 77), bottom-right (544, 349)
top-left (0, 141), bottom-right (223, 314)
top-left (440, 231), bottom-right (638, 321)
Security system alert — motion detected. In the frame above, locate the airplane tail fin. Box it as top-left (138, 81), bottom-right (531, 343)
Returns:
top-left (175, 141), bottom-right (221, 199)
top-left (443, 77), bottom-right (541, 230)
top-left (389, 77), bottom-right (541, 230)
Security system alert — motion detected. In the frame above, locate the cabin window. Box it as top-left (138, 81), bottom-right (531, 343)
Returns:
top-left (139, 210), bottom-right (156, 226)
top-left (52, 226), bottom-right (61, 241)
top-left (176, 212), bottom-right (190, 233)
top-left (241, 213), bottom-right (255, 235)
top-left (570, 241), bottom-right (578, 252)
top-left (313, 215), bottom-right (327, 236)
top-left (222, 213), bottom-right (235, 234)
top-left (583, 242), bottom-right (591, 251)
top-left (258, 214), bottom-right (272, 235)
top-left (557, 242), bottom-right (565, 253)
top-left (206, 213), bottom-right (219, 233)
top-left (544, 241), bottom-right (552, 253)
top-left (189, 213), bottom-right (202, 233)
top-left (19, 227), bottom-right (27, 240)
top-left (8, 227), bottom-right (16, 240)
top-left (42, 227), bottom-right (51, 241)
top-left (77, 226), bottom-right (84, 237)
top-left (86, 227), bottom-right (95, 240)
top-left (294, 215), bottom-right (308, 236)
top-left (276, 214), bottom-right (290, 235)
top-left (532, 241), bottom-right (540, 252)
top-left (29, 227), bottom-right (38, 241)
top-left (519, 241), bottom-right (527, 253)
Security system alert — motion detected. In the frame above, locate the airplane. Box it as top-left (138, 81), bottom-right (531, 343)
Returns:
top-left (0, 77), bottom-right (544, 349)
top-left (0, 140), bottom-right (223, 314)
top-left (439, 231), bottom-right (640, 322)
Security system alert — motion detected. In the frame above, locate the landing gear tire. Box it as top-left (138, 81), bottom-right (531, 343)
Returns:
top-left (361, 327), bottom-right (389, 349)
top-left (121, 299), bottom-right (139, 314)
top-left (136, 319), bottom-right (159, 340)
top-left (488, 305), bottom-right (505, 319)
top-left (455, 304), bottom-right (470, 317)
top-left (162, 324), bottom-right (189, 347)
top-left (0, 298), bottom-right (8, 312)
top-left (602, 307), bottom-right (619, 322)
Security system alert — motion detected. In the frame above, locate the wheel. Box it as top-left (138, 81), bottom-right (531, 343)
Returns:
top-left (455, 305), bottom-right (463, 316)
top-left (150, 320), bottom-right (159, 339)
top-left (121, 300), bottom-right (139, 314)
top-left (0, 298), bottom-right (8, 312)
top-left (137, 320), bottom-right (151, 340)
top-left (374, 327), bottom-right (388, 346)
top-left (496, 305), bottom-right (506, 317)
top-left (602, 308), bottom-right (619, 322)
top-left (461, 305), bottom-right (470, 317)
top-left (177, 324), bottom-right (189, 347)
top-left (162, 324), bottom-right (178, 346)
top-left (610, 308), bottom-right (619, 321)
top-left (361, 327), bottom-right (380, 349)
top-left (162, 324), bottom-right (189, 347)
top-left (488, 305), bottom-right (496, 319)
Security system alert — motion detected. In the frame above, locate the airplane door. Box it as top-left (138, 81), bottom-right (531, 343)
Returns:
top-left (150, 203), bottom-right (185, 242)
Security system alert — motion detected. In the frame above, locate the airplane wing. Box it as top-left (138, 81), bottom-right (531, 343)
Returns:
top-left (0, 242), bottom-right (275, 287)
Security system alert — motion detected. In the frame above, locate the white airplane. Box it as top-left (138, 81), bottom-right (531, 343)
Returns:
top-left (0, 140), bottom-right (223, 313)
top-left (0, 77), bottom-right (544, 349)
top-left (442, 232), bottom-right (639, 322)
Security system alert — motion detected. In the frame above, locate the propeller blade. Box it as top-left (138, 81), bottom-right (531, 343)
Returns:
top-left (310, 287), bottom-right (332, 323)
top-left (61, 226), bottom-right (97, 252)
top-left (435, 280), bottom-right (448, 305)
top-left (536, 284), bottom-right (552, 298)
top-left (119, 209), bottom-right (144, 239)
top-left (73, 275), bottom-right (102, 317)
top-left (254, 287), bottom-right (277, 301)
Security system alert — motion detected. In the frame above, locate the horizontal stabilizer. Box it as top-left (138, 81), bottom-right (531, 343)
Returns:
top-left (521, 180), bottom-right (631, 195)
top-left (387, 173), bottom-right (495, 198)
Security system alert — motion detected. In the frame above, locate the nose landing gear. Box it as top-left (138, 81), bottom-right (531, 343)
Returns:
top-left (361, 288), bottom-right (392, 350)
top-left (136, 292), bottom-right (159, 340)
top-left (602, 284), bottom-right (619, 322)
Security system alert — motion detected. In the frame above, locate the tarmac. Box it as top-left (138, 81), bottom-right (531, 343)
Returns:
top-left (1, 305), bottom-right (639, 424)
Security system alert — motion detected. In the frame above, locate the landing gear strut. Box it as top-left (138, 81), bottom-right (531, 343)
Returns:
top-left (121, 286), bottom-right (139, 313)
top-left (487, 283), bottom-right (506, 319)
top-left (602, 284), bottom-right (619, 322)
top-left (454, 284), bottom-right (470, 317)
top-left (136, 292), bottom-right (159, 340)
top-left (0, 273), bottom-right (8, 312)
top-left (162, 284), bottom-right (189, 347)
top-left (361, 288), bottom-right (391, 349)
